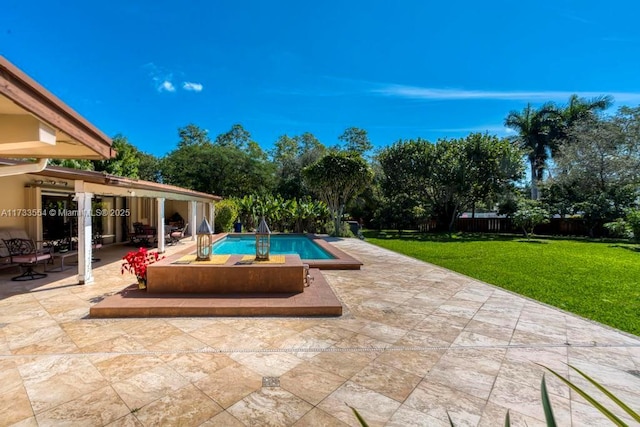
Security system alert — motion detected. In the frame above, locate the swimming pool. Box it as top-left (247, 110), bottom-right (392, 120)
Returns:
top-left (212, 235), bottom-right (335, 259)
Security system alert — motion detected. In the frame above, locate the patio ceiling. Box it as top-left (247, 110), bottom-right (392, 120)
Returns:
top-left (0, 56), bottom-right (114, 160)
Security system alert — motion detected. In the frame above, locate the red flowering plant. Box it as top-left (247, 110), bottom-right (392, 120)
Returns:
top-left (121, 247), bottom-right (163, 289)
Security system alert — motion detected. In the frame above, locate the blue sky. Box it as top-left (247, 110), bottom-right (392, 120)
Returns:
top-left (2, 1), bottom-right (640, 156)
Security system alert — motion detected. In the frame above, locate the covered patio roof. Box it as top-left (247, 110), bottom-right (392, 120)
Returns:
top-left (0, 56), bottom-right (114, 160)
top-left (0, 158), bottom-right (221, 202)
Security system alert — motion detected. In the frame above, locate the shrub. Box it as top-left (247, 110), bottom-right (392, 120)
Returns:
top-left (626, 209), bottom-right (640, 242)
top-left (214, 199), bottom-right (239, 233)
top-left (604, 218), bottom-right (631, 238)
top-left (512, 199), bottom-right (550, 239)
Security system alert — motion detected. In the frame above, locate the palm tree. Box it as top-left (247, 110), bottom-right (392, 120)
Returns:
top-left (504, 103), bottom-right (556, 200)
top-left (548, 94), bottom-right (614, 156)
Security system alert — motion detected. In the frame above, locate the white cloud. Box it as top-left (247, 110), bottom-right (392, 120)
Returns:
top-left (159, 80), bottom-right (176, 92)
top-left (371, 84), bottom-right (640, 104)
top-left (182, 82), bottom-right (203, 92)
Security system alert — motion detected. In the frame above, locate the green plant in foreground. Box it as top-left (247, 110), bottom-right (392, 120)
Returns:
top-left (350, 364), bottom-right (639, 426)
top-left (541, 364), bottom-right (640, 426)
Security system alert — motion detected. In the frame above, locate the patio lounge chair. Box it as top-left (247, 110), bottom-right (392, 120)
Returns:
top-left (167, 223), bottom-right (188, 245)
top-left (2, 238), bottom-right (53, 281)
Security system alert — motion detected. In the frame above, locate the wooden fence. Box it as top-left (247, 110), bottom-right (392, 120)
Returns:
top-left (417, 217), bottom-right (593, 236)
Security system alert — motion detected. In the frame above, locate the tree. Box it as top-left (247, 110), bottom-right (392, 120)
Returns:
top-left (93, 134), bottom-right (140, 178)
top-left (178, 123), bottom-right (210, 147)
top-left (548, 113), bottom-right (640, 236)
top-left (339, 127), bottom-right (372, 155)
top-left (377, 134), bottom-right (523, 232)
top-left (162, 124), bottom-right (275, 196)
top-left (302, 152), bottom-right (373, 236)
top-left (48, 158), bottom-right (94, 170)
top-left (548, 94), bottom-right (613, 156)
top-left (214, 123), bottom-right (252, 149)
top-left (136, 151), bottom-right (162, 182)
top-left (271, 133), bottom-right (326, 199)
top-left (504, 103), bottom-right (556, 199)
top-left (512, 199), bottom-right (550, 240)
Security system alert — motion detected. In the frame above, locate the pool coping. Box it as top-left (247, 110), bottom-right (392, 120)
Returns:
top-left (210, 233), bottom-right (362, 270)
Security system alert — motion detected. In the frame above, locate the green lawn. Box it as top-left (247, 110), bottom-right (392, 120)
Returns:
top-left (363, 231), bottom-right (640, 336)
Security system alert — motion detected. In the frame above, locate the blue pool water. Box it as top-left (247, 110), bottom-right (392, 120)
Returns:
top-left (212, 235), bottom-right (334, 259)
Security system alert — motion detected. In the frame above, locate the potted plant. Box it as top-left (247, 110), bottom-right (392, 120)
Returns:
top-left (121, 247), bottom-right (162, 290)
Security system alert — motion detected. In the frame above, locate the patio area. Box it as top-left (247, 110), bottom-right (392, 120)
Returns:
top-left (0, 237), bottom-right (639, 426)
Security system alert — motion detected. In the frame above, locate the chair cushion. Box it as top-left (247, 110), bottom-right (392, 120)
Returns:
top-left (12, 254), bottom-right (51, 263)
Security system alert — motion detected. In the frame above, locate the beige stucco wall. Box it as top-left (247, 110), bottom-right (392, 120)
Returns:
top-left (0, 174), bottom-right (30, 232)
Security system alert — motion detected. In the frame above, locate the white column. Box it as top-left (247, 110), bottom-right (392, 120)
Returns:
top-left (157, 197), bottom-right (165, 253)
top-left (76, 191), bottom-right (93, 284)
top-left (115, 197), bottom-right (123, 243)
top-left (189, 201), bottom-right (197, 240)
top-left (209, 202), bottom-right (215, 233)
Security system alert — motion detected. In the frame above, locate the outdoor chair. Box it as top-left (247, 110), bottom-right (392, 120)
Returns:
top-left (167, 222), bottom-right (188, 245)
top-left (2, 238), bottom-right (53, 281)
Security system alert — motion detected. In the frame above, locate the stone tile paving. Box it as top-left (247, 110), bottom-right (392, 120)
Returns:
top-left (0, 238), bottom-right (639, 426)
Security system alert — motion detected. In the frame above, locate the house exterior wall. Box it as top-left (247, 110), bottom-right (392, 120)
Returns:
top-left (0, 174), bottom-right (30, 232)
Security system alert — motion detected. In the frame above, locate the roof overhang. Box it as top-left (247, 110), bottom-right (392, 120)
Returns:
top-left (0, 159), bottom-right (222, 203)
top-left (0, 56), bottom-right (114, 160)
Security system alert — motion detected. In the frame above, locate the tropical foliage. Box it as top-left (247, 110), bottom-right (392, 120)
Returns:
top-left (51, 94), bottom-right (640, 240)
top-left (213, 199), bottom-right (239, 233)
top-left (512, 199), bottom-right (550, 239)
top-left (377, 133), bottom-right (523, 232)
top-left (302, 152), bottom-right (373, 236)
top-left (234, 194), bottom-right (330, 233)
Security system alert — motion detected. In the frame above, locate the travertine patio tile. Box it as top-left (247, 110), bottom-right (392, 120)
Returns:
top-left (570, 398), bottom-right (638, 426)
top-left (61, 321), bottom-right (127, 348)
top-left (392, 329), bottom-right (452, 348)
top-left (496, 358), bottom-right (569, 399)
top-left (35, 385), bottom-right (130, 426)
top-left (133, 383), bottom-right (223, 426)
top-left (88, 354), bottom-right (167, 383)
top-left (452, 330), bottom-right (511, 347)
top-left (567, 358), bottom-right (640, 405)
top-left (461, 318), bottom-right (517, 342)
top-left (194, 361), bottom-right (262, 408)
top-left (489, 375), bottom-right (572, 424)
top-left (404, 380), bottom-right (486, 427)
top-left (292, 407), bottom-right (349, 426)
top-left (111, 364), bottom-right (189, 410)
top-left (125, 322), bottom-right (189, 347)
top-left (375, 349), bottom-right (444, 377)
top-left (19, 355), bottom-right (108, 413)
top-left (308, 351), bottom-right (379, 379)
top-left (11, 332), bottom-right (79, 355)
top-left (568, 345), bottom-right (636, 371)
top-left (79, 333), bottom-right (148, 354)
top-left (279, 329), bottom-right (341, 350)
top-left (350, 360), bottom-right (421, 402)
top-left (225, 323), bottom-right (300, 347)
top-left (318, 381), bottom-right (401, 427)
top-left (280, 362), bottom-right (347, 405)
top-left (478, 401), bottom-right (546, 427)
top-left (162, 352), bottom-right (234, 382)
top-left (143, 332), bottom-right (208, 352)
top-left (358, 321), bottom-right (407, 344)
top-left (227, 387), bottom-right (313, 426)
top-left (0, 381), bottom-right (34, 426)
top-left (333, 332), bottom-right (393, 349)
top-left (232, 352), bottom-right (303, 377)
top-left (199, 411), bottom-right (245, 426)
top-left (386, 405), bottom-right (448, 427)
top-left (105, 414), bottom-right (143, 426)
top-left (0, 238), bottom-right (638, 425)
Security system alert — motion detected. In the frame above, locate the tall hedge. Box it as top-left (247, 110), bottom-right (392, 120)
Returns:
top-left (214, 199), bottom-right (239, 232)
